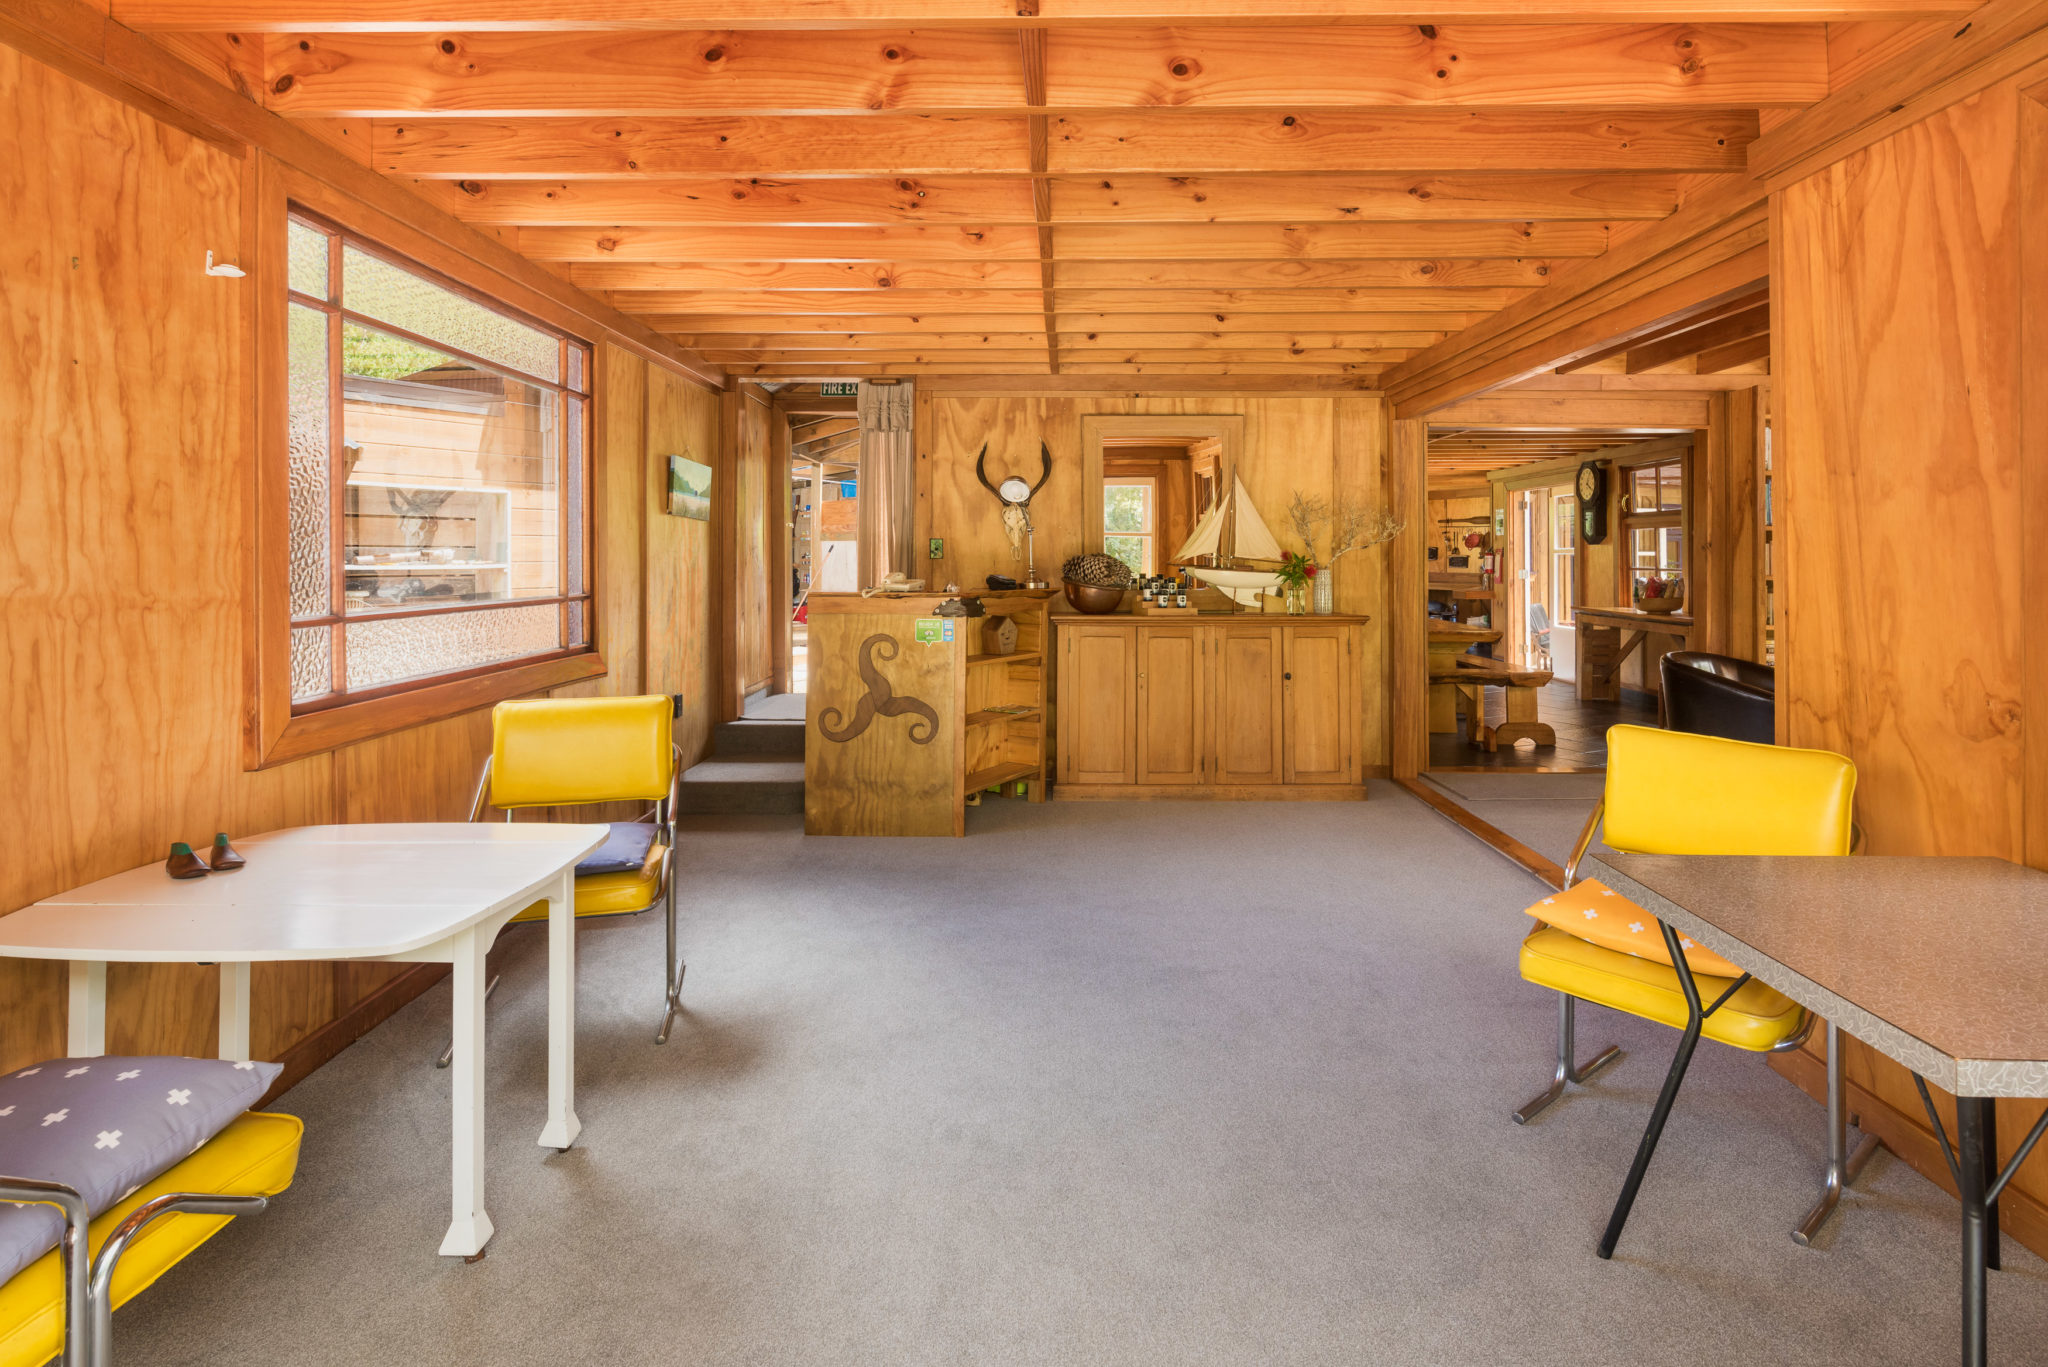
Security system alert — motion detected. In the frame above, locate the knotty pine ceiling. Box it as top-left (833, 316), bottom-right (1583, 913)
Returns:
top-left (129, 4), bottom-right (1966, 382)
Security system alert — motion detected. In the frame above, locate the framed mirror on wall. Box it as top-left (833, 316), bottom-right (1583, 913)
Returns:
top-left (1079, 414), bottom-right (1247, 593)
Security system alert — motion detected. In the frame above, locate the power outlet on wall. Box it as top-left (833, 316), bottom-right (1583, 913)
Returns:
top-left (929, 537), bottom-right (944, 559)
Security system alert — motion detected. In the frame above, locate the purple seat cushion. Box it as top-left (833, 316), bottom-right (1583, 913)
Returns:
top-left (575, 821), bottom-right (659, 877)
top-left (0, 1056), bottom-right (279, 1284)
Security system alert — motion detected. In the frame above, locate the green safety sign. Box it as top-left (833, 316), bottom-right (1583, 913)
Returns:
top-left (913, 618), bottom-right (955, 645)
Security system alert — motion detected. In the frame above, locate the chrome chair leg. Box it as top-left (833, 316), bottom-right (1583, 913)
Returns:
top-left (91, 1192), bottom-right (267, 1363)
top-left (1793, 1020), bottom-right (1880, 1246)
top-left (1514, 993), bottom-right (1623, 1125)
top-left (435, 974), bottom-right (500, 1068)
top-left (656, 874), bottom-right (685, 1045)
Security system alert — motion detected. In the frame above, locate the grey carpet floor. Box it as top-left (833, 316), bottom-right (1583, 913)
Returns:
top-left (118, 789), bottom-right (2047, 1366)
top-left (1424, 771), bottom-right (1613, 868)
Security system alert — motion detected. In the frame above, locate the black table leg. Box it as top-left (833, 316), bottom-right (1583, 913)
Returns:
top-left (1982, 1102), bottom-right (2001, 1273)
top-left (1958, 1097), bottom-right (1990, 1367)
top-left (1597, 923), bottom-right (1748, 1260)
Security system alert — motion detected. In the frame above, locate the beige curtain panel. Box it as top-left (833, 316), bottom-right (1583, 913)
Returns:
top-left (856, 380), bottom-right (917, 589)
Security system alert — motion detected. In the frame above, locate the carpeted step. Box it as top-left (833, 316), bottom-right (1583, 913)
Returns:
top-left (711, 718), bottom-right (805, 757)
top-left (675, 754), bottom-right (804, 815)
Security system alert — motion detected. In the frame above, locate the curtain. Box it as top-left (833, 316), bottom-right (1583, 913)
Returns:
top-left (856, 380), bottom-right (917, 588)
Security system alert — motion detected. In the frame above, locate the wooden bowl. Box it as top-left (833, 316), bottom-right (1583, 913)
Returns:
top-left (1063, 581), bottom-right (1126, 614)
top-left (1635, 593), bottom-right (1686, 614)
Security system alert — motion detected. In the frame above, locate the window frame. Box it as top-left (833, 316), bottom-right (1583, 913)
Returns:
top-left (249, 163), bottom-right (606, 770)
top-left (1615, 450), bottom-right (1691, 601)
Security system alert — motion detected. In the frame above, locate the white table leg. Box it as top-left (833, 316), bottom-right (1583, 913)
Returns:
top-left (217, 963), bottom-right (252, 1062)
top-left (439, 926), bottom-right (494, 1258)
top-left (67, 962), bottom-right (107, 1057)
top-left (538, 867), bottom-right (581, 1151)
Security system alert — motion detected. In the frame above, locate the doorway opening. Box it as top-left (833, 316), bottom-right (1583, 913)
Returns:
top-left (785, 405), bottom-right (859, 703)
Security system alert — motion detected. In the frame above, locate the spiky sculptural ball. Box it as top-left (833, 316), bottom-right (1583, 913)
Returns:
top-left (1061, 553), bottom-right (1134, 589)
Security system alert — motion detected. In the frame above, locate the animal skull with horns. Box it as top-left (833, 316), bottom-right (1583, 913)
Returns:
top-left (975, 442), bottom-right (1052, 561)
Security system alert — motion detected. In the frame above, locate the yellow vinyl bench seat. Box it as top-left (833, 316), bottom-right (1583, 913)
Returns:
top-left (0, 1110), bottom-right (302, 1367)
top-left (1519, 926), bottom-right (1807, 1053)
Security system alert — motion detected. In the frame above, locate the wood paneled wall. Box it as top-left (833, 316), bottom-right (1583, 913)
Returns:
top-left (919, 390), bottom-right (1393, 772)
top-left (1773, 60), bottom-right (2046, 1250)
top-left (0, 48), bottom-right (719, 1077)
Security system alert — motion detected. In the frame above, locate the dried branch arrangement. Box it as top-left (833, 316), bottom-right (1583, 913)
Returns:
top-left (1286, 493), bottom-right (1406, 564)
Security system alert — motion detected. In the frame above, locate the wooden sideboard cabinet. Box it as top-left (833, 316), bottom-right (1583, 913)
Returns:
top-left (1053, 616), bottom-right (1368, 800)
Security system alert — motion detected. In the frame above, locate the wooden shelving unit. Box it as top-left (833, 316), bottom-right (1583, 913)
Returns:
top-left (960, 602), bottom-right (1051, 802)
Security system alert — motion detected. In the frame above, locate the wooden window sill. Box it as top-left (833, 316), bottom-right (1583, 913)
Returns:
top-left (249, 651), bottom-right (607, 769)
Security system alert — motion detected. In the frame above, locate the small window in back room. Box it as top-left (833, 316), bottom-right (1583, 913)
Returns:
top-left (283, 210), bottom-right (592, 709)
top-left (1103, 479), bottom-right (1157, 576)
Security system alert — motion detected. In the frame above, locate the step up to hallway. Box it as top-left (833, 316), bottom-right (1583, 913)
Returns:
top-left (676, 707), bottom-right (805, 815)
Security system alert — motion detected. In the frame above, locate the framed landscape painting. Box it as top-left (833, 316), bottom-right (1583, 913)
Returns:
top-left (667, 454), bottom-right (712, 520)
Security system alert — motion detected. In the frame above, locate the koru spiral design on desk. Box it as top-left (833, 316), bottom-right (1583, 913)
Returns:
top-left (818, 634), bottom-right (939, 746)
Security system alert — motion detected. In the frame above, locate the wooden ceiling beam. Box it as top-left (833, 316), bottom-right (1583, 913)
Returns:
top-left (1046, 109), bottom-right (1755, 173)
top-left (109, 1), bottom-right (1984, 33)
top-left (413, 174), bottom-right (1679, 228)
top-left (1052, 258), bottom-right (1556, 287)
top-left (1043, 24), bottom-right (1827, 107)
top-left (252, 24), bottom-right (1823, 116)
top-left (1622, 299), bottom-right (1767, 370)
top-left (639, 309), bottom-right (1488, 332)
top-left (566, 259), bottom-right (1047, 289)
top-left (1050, 172), bottom-right (1682, 222)
top-left (1552, 284), bottom-right (1765, 371)
top-left (408, 176), bottom-right (1042, 225)
top-left (596, 285), bottom-right (1525, 312)
top-left (701, 346), bottom-right (1418, 363)
top-left (1694, 329), bottom-right (1770, 371)
top-left (369, 109), bottom-right (1755, 177)
top-left (512, 223), bottom-right (1045, 261)
top-left (1049, 221), bottom-right (1610, 258)
top-left (1059, 331), bottom-right (1445, 348)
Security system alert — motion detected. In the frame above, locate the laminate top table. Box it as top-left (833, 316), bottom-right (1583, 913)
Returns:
top-left (0, 822), bottom-right (609, 1258)
top-left (1586, 854), bottom-right (2048, 1098)
top-left (1583, 851), bottom-right (2048, 1366)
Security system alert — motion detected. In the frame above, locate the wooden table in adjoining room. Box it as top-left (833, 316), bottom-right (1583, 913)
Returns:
top-left (1428, 621), bottom-right (1503, 734)
top-left (1572, 606), bottom-right (1693, 703)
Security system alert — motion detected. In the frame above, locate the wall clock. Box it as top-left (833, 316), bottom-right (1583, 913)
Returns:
top-left (1576, 462), bottom-right (1609, 545)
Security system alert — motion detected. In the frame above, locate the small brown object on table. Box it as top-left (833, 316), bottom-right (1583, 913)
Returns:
top-left (1573, 606), bottom-right (1693, 703)
top-left (1427, 654), bottom-right (1555, 752)
top-left (1428, 622), bottom-right (1503, 734)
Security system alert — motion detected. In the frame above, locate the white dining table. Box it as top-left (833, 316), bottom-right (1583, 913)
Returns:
top-left (0, 822), bottom-right (608, 1259)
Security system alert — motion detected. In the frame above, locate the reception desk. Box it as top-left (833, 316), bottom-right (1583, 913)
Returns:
top-left (804, 591), bottom-right (1052, 836)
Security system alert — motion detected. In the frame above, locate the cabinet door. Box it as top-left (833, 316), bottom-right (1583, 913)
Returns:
top-left (1284, 624), bottom-right (1359, 784)
top-left (1136, 626), bottom-right (1204, 785)
top-left (1210, 624), bottom-right (1284, 785)
top-left (1057, 624), bottom-right (1136, 785)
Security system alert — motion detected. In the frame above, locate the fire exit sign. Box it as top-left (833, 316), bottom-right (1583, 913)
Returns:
top-left (819, 382), bottom-right (857, 396)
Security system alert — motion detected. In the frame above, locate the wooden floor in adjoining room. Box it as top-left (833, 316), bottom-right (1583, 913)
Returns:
top-left (1429, 681), bottom-right (1657, 773)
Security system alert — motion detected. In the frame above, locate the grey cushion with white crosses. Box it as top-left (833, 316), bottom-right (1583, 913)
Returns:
top-left (0, 1056), bottom-right (279, 1285)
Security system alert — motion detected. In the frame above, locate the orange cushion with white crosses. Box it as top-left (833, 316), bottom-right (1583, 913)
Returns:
top-left (1523, 879), bottom-right (1745, 977)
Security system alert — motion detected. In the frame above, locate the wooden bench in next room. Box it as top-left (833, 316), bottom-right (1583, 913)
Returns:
top-left (1428, 656), bottom-right (1557, 753)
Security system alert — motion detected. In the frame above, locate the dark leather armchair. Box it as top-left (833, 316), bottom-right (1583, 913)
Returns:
top-left (1661, 651), bottom-right (1775, 745)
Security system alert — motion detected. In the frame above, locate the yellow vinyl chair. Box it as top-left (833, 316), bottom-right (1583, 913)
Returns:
top-left (1513, 724), bottom-right (1872, 1256)
top-left (446, 695), bottom-right (686, 1052)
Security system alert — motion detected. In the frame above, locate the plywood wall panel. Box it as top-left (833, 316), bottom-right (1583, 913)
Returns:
top-left (736, 389), bottom-right (774, 694)
top-left (1776, 83), bottom-right (2023, 859)
top-left (645, 362), bottom-right (720, 765)
top-left (1772, 68), bottom-right (2047, 1245)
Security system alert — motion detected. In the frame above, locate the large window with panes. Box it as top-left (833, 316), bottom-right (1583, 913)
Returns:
top-left (282, 211), bottom-right (593, 713)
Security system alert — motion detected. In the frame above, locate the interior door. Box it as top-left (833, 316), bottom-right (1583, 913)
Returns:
top-left (1058, 624), bottom-right (1136, 785)
top-left (1283, 625), bottom-right (1358, 784)
top-left (1210, 624), bottom-right (1284, 785)
top-left (1136, 626), bottom-right (1204, 785)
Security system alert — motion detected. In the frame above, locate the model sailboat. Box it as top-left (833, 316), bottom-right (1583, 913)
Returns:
top-left (1172, 475), bottom-right (1287, 607)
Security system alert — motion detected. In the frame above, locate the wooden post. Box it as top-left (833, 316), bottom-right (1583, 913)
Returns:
top-left (1391, 417), bottom-right (1430, 778)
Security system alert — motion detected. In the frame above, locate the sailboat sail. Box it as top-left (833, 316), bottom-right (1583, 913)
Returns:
top-left (1172, 476), bottom-right (1280, 564)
